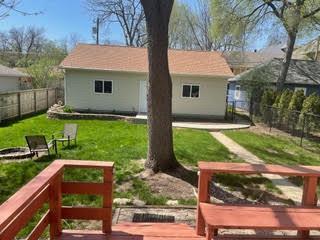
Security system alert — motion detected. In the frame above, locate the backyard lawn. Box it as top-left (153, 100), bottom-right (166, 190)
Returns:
top-left (224, 130), bottom-right (320, 166)
top-left (0, 114), bottom-right (238, 206)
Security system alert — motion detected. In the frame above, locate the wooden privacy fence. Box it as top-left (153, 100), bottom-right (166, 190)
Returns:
top-left (0, 88), bottom-right (63, 123)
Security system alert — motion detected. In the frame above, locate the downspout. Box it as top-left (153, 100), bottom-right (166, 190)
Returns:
top-left (314, 36), bottom-right (320, 61)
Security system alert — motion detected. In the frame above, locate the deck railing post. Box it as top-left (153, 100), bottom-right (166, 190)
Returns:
top-left (49, 171), bottom-right (63, 239)
top-left (196, 171), bottom-right (211, 236)
top-left (299, 176), bottom-right (318, 238)
top-left (17, 92), bottom-right (21, 118)
top-left (102, 167), bottom-right (113, 233)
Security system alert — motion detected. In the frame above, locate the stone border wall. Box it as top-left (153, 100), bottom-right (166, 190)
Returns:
top-left (47, 105), bottom-right (137, 122)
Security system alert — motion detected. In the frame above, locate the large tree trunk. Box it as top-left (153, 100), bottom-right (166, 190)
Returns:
top-left (141, 0), bottom-right (180, 172)
top-left (277, 31), bottom-right (297, 91)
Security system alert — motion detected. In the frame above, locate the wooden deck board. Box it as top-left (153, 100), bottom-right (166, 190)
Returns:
top-left (58, 223), bottom-right (205, 239)
top-left (200, 203), bottom-right (320, 230)
top-left (198, 162), bottom-right (320, 177)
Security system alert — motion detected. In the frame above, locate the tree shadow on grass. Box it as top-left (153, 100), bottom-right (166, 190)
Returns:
top-left (33, 154), bottom-right (58, 163)
top-left (0, 111), bottom-right (46, 127)
top-left (164, 165), bottom-right (199, 188)
top-left (211, 177), bottom-right (294, 206)
top-left (164, 165), bottom-right (294, 206)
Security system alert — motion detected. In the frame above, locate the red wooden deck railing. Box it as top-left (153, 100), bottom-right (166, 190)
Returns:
top-left (0, 160), bottom-right (114, 240)
top-left (196, 162), bottom-right (320, 239)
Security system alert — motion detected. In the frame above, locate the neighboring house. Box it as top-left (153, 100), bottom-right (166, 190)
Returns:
top-left (293, 37), bottom-right (320, 61)
top-left (223, 44), bottom-right (285, 75)
top-left (0, 64), bottom-right (29, 92)
top-left (60, 44), bottom-right (233, 119)
top-left (228, 58), bottom-right (320, 104)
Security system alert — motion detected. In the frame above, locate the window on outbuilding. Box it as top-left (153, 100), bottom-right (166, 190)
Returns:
top-left (294, 87), bottom-right (307, 95)
top-left (104, 81), bottom-right (112, 93)
top-left (95, 80), bottom-right (103, 93)
top-left (94, 80), bottom-right (113, 94)
top-left (235, 85), bottom-right (241, 99)
top-left (182, 84), bottom-right (200, 98)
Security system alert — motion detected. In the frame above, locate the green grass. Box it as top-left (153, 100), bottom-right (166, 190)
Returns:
top-left (0, 114), bottom-right (237, 205)
top-left (224, 130), bottom-right (320, 166)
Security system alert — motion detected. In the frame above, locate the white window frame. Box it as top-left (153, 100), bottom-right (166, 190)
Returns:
top-left (181, 84), bottom-right (200, 99)
top-left (294, 87), bottom-right (307, 95)
top-left (94, 80), bottom-right (113, 95)
top-left (235, 85), bottom-right (241, 100)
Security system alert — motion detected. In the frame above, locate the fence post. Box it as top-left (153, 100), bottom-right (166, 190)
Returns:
top-left (46, 89), bottom-right (49, 109)
top-left (17, 92), bottom-right (21, 118)
top-left (269, 106), bottom-right (273, 132)
top-left (0, 95), bottom-right (2, 123)
top-left (232, 101), bottom-right (235, 122)
top-left (300, 113), bottom-right (306, 147)
top-left (55, 88), bottom-right (58, 104)
top-left (34, 90), bottom-right (37, 113)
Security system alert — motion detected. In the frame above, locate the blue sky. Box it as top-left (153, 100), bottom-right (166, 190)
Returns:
top-left (2, 0), bottom-right (123, 44)
top-left (2, 0), bottom-right (265, 49)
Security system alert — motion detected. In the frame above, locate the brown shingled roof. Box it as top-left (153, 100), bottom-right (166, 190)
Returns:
top-left (60, 44), bottom-right (233, 77)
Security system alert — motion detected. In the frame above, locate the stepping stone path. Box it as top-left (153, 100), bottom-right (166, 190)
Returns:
top-left (210, 132), bottom-right (305, 205)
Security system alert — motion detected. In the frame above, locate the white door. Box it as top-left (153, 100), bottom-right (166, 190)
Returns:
top-left (139, 80), bottom-right (147, 113)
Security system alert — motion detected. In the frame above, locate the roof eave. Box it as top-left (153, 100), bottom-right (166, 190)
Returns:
top-left (60, 66), bottom-right (233, 79)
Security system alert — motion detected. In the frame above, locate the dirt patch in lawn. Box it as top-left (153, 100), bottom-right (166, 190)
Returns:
top-left (248, 124), bottom-right (293, 138)
top-left (134, 164), bottom-right (292, 206)
top-left (137, 168), bottom-right (197, 200)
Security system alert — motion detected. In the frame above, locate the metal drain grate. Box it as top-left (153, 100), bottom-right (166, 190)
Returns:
top-left (132, 213), bottom-right (175, 223)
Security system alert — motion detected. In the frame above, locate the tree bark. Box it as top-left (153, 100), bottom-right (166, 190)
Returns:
top-left (277, 31), bottom-right (297, 91)
top-left (141, 0), bottom-right (180, 172)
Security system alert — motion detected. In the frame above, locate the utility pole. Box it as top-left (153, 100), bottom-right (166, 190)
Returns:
top-left (96, 17), bottom-right (100, 45)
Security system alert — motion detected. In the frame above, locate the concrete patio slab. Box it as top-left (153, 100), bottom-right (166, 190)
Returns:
top-left (135, 115), bottom-right (250, 131)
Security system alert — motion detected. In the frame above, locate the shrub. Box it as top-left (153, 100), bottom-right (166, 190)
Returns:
top-left (278, 89), bottom-right (293, 124)
top-left (300, 93), bottom-right (320, 115)
top-left (288, 90), bottom-right (305, 112)
top-left (63, 105), bottom-right (73, 113)
top-left (272, 93), bottom-right (281, 108)
top-left (299, 93), bottom-right (320, 132)
top-left (261, 89), bottom-right (276, 107)
top-left (260, 89), bottom-right (276, 121)
top-left (287, 90), bottom-right (305, 130)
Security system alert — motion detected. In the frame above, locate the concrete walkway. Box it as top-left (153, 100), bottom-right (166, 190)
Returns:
top-left (210, 132), bottom-right (304, 205)
top-left (135, 114), bottom-right (250, 131)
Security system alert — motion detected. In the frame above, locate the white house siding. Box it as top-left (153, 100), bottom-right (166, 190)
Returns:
top-left (65, 69), bottom-right (143, 113)
top-left (0, 76), bottom-right (20, 92)
top-left (172, 75), bottom-right (227, 118)
top-left (65, 69), bottom-right (228, 118)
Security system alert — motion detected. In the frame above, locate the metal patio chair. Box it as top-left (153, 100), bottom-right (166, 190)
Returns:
top-left (25, 135), bottom-right (57, 157)
top-left (54, 123), bottom-right (78, 147)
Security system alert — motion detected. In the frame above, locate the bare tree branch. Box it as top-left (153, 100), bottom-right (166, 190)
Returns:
top-left (0, 0), bottom-right (41, 20)
top-left (303, 6), bottom-right (320, 18)
top-left (86, 0), bottom-right (146, 46)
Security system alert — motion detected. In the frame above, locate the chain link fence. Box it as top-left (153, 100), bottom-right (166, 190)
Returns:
top-left (226, 100), bottom-right (320, 146)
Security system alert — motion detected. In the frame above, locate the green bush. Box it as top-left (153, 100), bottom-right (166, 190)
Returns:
top-left (272, 93), bottom-right (281, 108)
top-left (260, 89), bottom-right (276, 109)
top-left (299, 93), bottom-right (320, 132)
top-left (278, 89), bottom-right (293, 123)
top-left (300, 93), bottom-right (320, 115)
top-left (288, 90), bottom-right (305, 112)
top-left (63, 105), bottom-right (73, 113)
top-left (260, 89), bottom-right (276, 121)
top-left (286, 90), bottom-right (305, 130)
